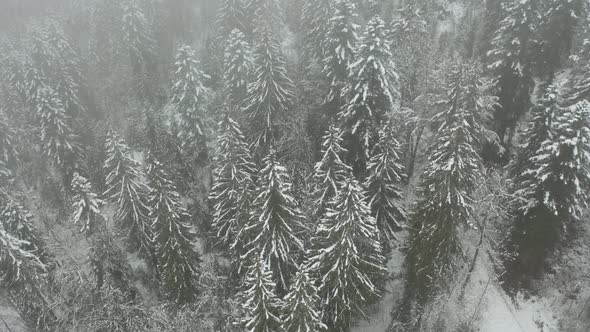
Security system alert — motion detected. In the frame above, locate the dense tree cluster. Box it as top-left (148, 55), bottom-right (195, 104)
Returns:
top-left (1, 1), bottom-right (590, 331)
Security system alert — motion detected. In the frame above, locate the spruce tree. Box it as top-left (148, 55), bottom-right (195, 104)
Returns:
top-left (35, 86), bottom-right (78, 167)
top-left (223, 29), bottom-right (253, 115)
top-left (237, 258), bottom-right (283, 332)
top-left (170, 44), bottom-right (210, 165)
top-left (209, 116), bottom-right (256, 251)
top-left (217, 0), bottom-right (247, 38)
top-left (244, 25), bottom-right (294, 147)
top-left (1, 200), bottom-right (46, 260)
top-left (309, 177), bottom-right (386, 330)
top-left (339, 16), bottom-right (399, 175)
top-left (364, 122), bottom-right (406, 246)
top-left (243, 149), bottom-right (307, 293)
top-left (103, 130), bottom-right (152, 255)
top-left (0, 109), bottom-right (18, 171)
top-left (487, 0), bottom-right (541, 144)
top-left (281, 267), bottom-right (326, 332)
top-left (146, 155), bottom-right (200, 304)
top-left (402, 63), bottom-right (488, 319)
top-left (322, 0), bottom-right (359, 104)
top-left (301, 0), bottom-right (333, 65)
top-left (311, 125), bottom-right (351, 221)
top-left (71, 172), bottom-right (105, 235)
top-left (0, 222), bottom-right (44, 286)
top-left (122, 0), bottom-right (155, 74)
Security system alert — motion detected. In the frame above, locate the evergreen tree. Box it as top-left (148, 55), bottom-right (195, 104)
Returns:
top-left (237, 258), bottom-right (283, 332)
top-left (35, 86), bottom-right (78, 167)
top-left (0, 109), bottom-right (19, 171)
top-left (71, 172), bottom-right (105, 235)
top-left (1, 200), bottom-right (46, 260)
top-left (487, 0), bottom-right (541, 145)
top-left (146, 155), bottom-right (200, 304)
top-left (244, 26), bottom-right (294, 147)
top-left (311, 125), bottom-right (352, 221)
top-left (301, 0), bottom-right (333, 65)
top-left (246, 0), bottom-right (282, 36)
top-left (170, 44), bottom-right (210, 165)
top-left (122, 0), bottom-right (155, 75)
top-left (403, 107), bottom-right (482, 314)
top-left (209, 116), bottom-right (256, 251)
top-left (339, 16), bottom-right (399, 175)
top-left (309, 177), bottom-right (386, 330)
top-left (223, 29), bottom-right (253, 115)
top-left (364, 122), bottom-right (406, 246)
top-left (103, 131), bottom-right (152, 255)
top-left (322, 0), bottom-right (359, 104)
top-left (281, 267), bottom-right (326, 332)
top-left (217, 0), bottom-right (247, 38)
top-left (0, 223), bottom-right (44, 287)
top-left (243, 149), bottom-right (307, 292)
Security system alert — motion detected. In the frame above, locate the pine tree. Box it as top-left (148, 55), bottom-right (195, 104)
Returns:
top-left (243, 149), bottom-right (307, 293)
top-left (146, 155), bottom-right (200, 304)
top-left (301, 0), bottom-right (333, 65)
top-left (364, 122), bottom-right (406, 246)
top-left (281, 267), bottom-right (326, 332)
top-left (311, 125), bottom-right (352, 221)
top-left (122, 0), bottom-right (155, 74)
top-left (0, 223), bottom-right (44, 287)
top-left (404, 108), bottom-right (482, 313)
top-left (246, 0), bottom-right (282, 36)
top-left (0, 109), bottom-right (18, 171)
top-left (223, 29), bottom-right (253, 115)
top-left (35, 85), bottom-right (78, 167)
top-left (487, 0), bottom-right (541, 144)
top-left (217, 0), bottom-right (247, 38)
top-left (170, 44), bottom-right (210, 165)
top-left (237, 258), bottom-right (283, 332)
top-left (309, 177), bottom-right (386, 330)
top-left (244, 26), bottom-right (294, 147)
top-left (209, 116), bottom-right (256, 251)
top-left (103, 131), bottom-right (152, 255)
top-left (71, 172), bottom-right (105, 235)
top-left (339, 16), bottom-right (399, 175)
top-left (1, 200), bottom-right (46, 260)
top-left (322, 0), bottom-right (359, 104)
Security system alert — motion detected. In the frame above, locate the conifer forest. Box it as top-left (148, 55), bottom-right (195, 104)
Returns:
top-left (2, 0), bottom-right (590, 331)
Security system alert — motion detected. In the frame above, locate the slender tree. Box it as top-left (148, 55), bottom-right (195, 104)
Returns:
top-left (243, 149), bottom-right (307, 293)
top-left (301, 0), bottom-right (333, 65)
top-left (364, 122), bottom-right (406, 246)
top-left (71, 172), bottom-right (105, 235)
top-left (223, 29), bottom-right (253, 115)
top-left (209, 116), bottom-right (256, 252)
top-left (309, 177), bottom-right (386, 330)
top-left (170, 44), bottom-right (210, 166)
top-left (237, 258), bottom-right (283, 332)
top-left (103, 131), bottom-right (152, 255)
top-left (339, 16), bottom-right (399, 175)
top-left (217, 0), bottom-right (247, 38)
top-left (146, 155), bottom-right (200, 303)
top-left (244, 25), bottom-right (294, 148)
top-left (281, 267), bottom-right (326, 332)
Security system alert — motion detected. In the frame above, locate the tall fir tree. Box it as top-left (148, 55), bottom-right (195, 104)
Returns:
top-left (487, 0), bottom-right (541, 145)
top-left (280, 267), bottom-right (326, 332)
top-left (0, 109), bottom-right (19, 173)
top-left (1, 200), bottom-right (47, 262)
top-left (309, 177), bottom-right (386, 330)
top-left (36, 85), bottom-right (79, 168)
top-left (244, 25), bottom-right (295, 148)
top-left (339, 16), bottom-right (399, 176)
top-left (243, 149), bottom-right (307, 293)
top-left (71, 172), bottom-right (105, 235)
top-left (364, 122), bottom-right (406, 247)
top-left (217, 0), bottom-right (247, 38)
top-left (146, 155), bottom-right (200, 303)
top-left (223, 29), bottom-right (253, 116)
top-left (311, 125), bottom-right (352, 222)
top-left (401, 63), bottom-right (488, 321)
top-left (209, 116), bottom-right (256, 252)
top-left (0, 222), bottom-right (44, 287)
top-left (103, 131), bottom-right (152, 255)
top-left (322, 0), bottom-right (359, 105)
top-left (170, 44), bottom-right (210, 166)
top-left (301, 0), bottom-right (333, 65)
top-left (237, 258), bottom-right (283, 332)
